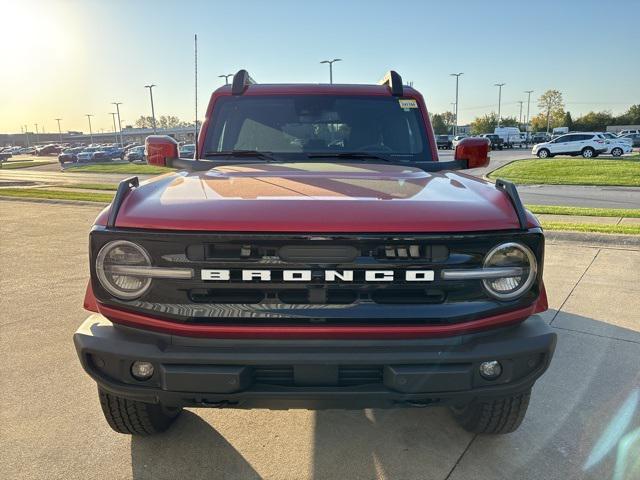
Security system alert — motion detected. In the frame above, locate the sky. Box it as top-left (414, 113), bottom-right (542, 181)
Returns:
top-left (1, 0), bottom-right (638, 134)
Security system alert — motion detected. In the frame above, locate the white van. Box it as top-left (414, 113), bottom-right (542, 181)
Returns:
top-left (552, 127), bottom-right (569, 137)
top-left (494, 127), bottom-right (523, 148)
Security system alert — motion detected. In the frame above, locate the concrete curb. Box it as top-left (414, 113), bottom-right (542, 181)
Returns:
top-left (545, 230), bottom-right (640, 249)
top-left (0, 196), bottom-right (108, 208)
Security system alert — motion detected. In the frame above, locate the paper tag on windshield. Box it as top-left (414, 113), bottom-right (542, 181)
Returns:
top-left (399, 99), bottom-right (418, 109)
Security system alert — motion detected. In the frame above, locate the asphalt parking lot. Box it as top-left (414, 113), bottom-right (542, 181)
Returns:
top-left (1, 200), bottom-right (639, 480)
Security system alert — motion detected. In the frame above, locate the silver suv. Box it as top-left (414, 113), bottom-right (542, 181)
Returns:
top-left (532, 133), bottom-right (607, 159)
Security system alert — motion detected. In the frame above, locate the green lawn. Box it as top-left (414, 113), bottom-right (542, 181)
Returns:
top-left (541, 222), bottom-right (640, 235)
top-left (489, 155), bottom-right (640, 187)
top-left (0, 161), bottom-right (56, 169)
top-left (526, 205), bottom-right (640, 218)
top-left (58, 183), bottom-right (118, 191)
top-left (65, 163), bottom-right (173, 174)
top-left (0, 188), bottom-right (114, 203)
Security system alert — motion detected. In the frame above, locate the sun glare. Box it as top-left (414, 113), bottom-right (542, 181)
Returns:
top-left (0, 1), bottom-right (72, 75)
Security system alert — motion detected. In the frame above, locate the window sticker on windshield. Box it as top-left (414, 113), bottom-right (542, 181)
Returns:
top-left (399, 99), bottom-right (418, 109)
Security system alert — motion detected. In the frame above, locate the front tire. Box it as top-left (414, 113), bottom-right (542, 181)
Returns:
top-left (537, 148), bottom-right (550, 158)
top-left (582, 147), bottom-right (595, 158)
top-left (450, 389), bottom-right (531, 434)
top-left (611, 147), bottom-right (623, 157)
top-left (98, 388), bottom-right (182, 436)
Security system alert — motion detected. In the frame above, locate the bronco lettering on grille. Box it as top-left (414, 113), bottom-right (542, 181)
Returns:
top-left (200, 269), bottom-right (435, 282)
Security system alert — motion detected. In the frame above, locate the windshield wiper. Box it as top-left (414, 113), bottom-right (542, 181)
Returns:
top-left (306, 152), bottom-right (393, 162)
top-left (203, 150), bottom-right (279, 161)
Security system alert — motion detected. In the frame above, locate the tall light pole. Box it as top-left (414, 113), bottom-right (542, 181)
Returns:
top-left (112, 102), bottom-right (123, 146)
top-left (85, 114), bottom-right (94, 144)
top-left (450, 73), bottom-right (463, 136)
top-left (524, 90), bottom-right (533, 140)
top-left (109, 112), bottom-right (118, 143)
top-left (55, 118), bottom-right (63, 143)
top-left (218, 74), bottom-right (233, 85)
top-left (494, 83), bottom-right (506, 127)
top-left (34, 123), bottom-right (39, 144)
top-left (320, 58), bottom-right (342, 84)
top-left (144, 84), bottom-right (157, 134)
top-left (517, 101), bottom-right (524, 129)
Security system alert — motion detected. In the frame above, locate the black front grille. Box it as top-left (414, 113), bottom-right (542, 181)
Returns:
top-left (90, 229), bottom-right (544, 325)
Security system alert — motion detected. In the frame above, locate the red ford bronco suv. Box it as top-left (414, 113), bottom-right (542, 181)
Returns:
top-left (74, 70), bottom-right (556, 436)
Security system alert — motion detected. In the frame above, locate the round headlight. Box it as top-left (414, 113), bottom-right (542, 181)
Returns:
top-left (483, 242), bottom-right (537, 300)
top-left (96, 240), bottom-right (152, 299)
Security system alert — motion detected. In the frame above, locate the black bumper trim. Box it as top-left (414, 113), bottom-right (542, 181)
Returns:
top-left (74, 314), bottom-right (556, 409)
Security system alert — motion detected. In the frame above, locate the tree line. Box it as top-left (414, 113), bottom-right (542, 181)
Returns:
top-left (430, 91), bottom-right (639, 135)
top-left (134, 115), bottom-right (194, 129)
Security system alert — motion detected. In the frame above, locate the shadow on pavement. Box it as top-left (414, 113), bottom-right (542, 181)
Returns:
top-left (130, 410), bottom-right (261, 480)
top-left (128, 311), bottom-right (639, 480)
top-left (311, 407), bottom-right (471, 480)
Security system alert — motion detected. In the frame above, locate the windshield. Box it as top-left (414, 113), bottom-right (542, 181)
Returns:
top-left (204, 95), bottom-right (432, 161)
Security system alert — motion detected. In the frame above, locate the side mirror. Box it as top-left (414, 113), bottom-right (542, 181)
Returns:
top-left (454, 137), bottom-right (490, 169)
top-left (145, 135), bottom-right (178, 166)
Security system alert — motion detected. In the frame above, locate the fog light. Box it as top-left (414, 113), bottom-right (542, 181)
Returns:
top-left (479, 360), bottom-right (502, 380)
top-left (131, 361), bottom-right (154, 380)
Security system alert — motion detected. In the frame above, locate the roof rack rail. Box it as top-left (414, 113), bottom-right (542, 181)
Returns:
top-left (107, 176), bottom-right (139, 228)
top-left (378, 70), bottom-right (403, 97)
top-left (232, 69), bottom-right (256, 95)
top-left (495, 179), bottom-right (528, 230)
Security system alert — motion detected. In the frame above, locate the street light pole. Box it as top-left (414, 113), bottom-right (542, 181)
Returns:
top-left (218, 74), bottom-right (233, 85)
top-left (34, 124), bottom-right (39, 144)
top-left (524, 90), bottom-right (533, 140)
top-left (55, 118), bottom-right (63, 143)
top-left (112, 102), bottom-right (123, 147)
top-left (144, 84), bottom-right (157, 134)
top-left (320, 58), bottom-right (342, 84)
top-left (450, 73), bottom-right (463, 137)
top-left (85, 114), bottom-right (94, 144)
top-left (517, 101), bottom-right (524, 129)
top-left (494, 83), bottom-right (506, 127)
top-left (109, 113), bottom-right (118, 143)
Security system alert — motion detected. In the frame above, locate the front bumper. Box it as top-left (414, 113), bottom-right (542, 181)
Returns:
top-left (74, 314), bottom-right (556, 409)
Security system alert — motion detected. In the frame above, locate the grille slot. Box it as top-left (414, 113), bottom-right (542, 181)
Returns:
top-left (252, 366), bottom-right (383, 387)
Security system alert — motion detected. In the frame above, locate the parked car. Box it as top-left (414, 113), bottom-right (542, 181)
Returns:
top-left (479, 134), bottom-right (503, 150)
top-left (494, 127), bottom-right (524, 148)
top-left (58, 147), bottom-right (83, 164)
top-left (76, 147), bottom-right (109, 162)
top-left (35, 144), bottom-right (61, 156)
top-left (616, 129), bottom-right (640, 136)
top-left (531, 132), bottom-right (550, 144)
top-left (179, 143), bottom-right (196, 158)
top-left (532, 132), bottom-right (607, 158)
top-left (600, 133), bottom-right (633, 157)
top-left (103, 146), bottom-right (124, 160)
top-left (619, 133), bottom-right (640, 147)
top-left (435, 135), bottom-right (452, 149)
top-left (124, 145), bottom-right (146, 162)
top-left (452, 135), bottom-right (467, 148)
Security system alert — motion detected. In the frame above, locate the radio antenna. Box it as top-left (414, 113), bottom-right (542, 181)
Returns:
top-left (194, 34), bottom-right (198, 159)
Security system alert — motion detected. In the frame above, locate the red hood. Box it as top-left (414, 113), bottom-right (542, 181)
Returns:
top-left (96, 162), bottom-right (535, 232)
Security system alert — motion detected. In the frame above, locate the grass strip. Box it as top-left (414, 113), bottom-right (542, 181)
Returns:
top-left (0, 161), bottom-right (56, 169)
top-left (65, 163), bottom-right (173, 174)
top-left (489, 156), bottom-right (640, 187)
top-left (57, 183), bottom-right (118, 191)
top-left (541, 222), bottom-right (640, 235)
top-left (526, 205), bottom-right (640, 218)
top-left (0, 188), bottom-right (113, 203)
